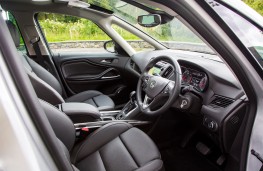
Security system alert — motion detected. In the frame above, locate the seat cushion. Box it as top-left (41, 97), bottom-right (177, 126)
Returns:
top-left (71, 122), bottom-right (163, 171)
top-left (65, 90), bottom-right (115, 110)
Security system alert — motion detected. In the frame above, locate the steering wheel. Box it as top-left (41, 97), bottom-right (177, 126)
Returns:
top-left (136, 55), bottom-right (181, 116)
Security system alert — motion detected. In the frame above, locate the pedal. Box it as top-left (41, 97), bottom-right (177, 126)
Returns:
top-left (196, 142), bottom-right (211, 155)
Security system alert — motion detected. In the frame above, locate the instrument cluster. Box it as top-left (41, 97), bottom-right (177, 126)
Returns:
top-left (181, 66), bottom-right (208, 92)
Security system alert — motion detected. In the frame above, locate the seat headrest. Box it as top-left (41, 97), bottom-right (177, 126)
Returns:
top-left (6, 20), bottom-right (20, 48)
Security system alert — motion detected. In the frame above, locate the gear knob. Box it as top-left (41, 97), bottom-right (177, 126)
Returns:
top-left (130, 91), bottom-right (136, 103)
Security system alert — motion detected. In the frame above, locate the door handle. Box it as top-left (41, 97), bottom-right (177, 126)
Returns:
top-left (101, 59), bottom-right (113, 64)
top-left (101, 75), bottom-right (120, 79)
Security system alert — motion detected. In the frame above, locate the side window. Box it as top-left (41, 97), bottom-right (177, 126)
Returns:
top-left (37, 13), bottom-right (111, 53)
top-left (3, 11), bottom-right (26, 52)
top-left (210, 1), bottom-right (263, 67)
top-left (112, 24), bottom-right (154, 52)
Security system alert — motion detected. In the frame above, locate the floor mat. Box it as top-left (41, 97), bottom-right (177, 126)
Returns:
top-left (161, 146), bottom-right (221, 171)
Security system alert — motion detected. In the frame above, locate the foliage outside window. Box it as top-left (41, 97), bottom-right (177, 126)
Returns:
top-left (112, 24), bottom-right (154, 52)
top-left (244, 0), bottom-right (263, 16)
top-left (38, 13), bottom-right (111, 53)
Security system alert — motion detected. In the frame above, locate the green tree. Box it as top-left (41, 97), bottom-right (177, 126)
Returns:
top-left (244, 0), bottom-right (263, 16)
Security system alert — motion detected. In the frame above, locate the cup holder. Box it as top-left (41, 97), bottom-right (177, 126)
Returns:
top-left (101, 116), bottom-right (115, 121)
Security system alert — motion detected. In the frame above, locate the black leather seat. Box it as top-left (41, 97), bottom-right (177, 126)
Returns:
top-left (7, 21), bottom-right (115, 110)
top-left (40, 99), bottom-right (164, 171)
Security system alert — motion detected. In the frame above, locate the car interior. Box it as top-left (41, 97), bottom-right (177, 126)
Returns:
top-left (0, 0), bottom-right (253, 171)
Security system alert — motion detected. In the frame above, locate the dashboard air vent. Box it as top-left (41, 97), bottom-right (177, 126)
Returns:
top-left (130, 60), bottom-right (141, 73)
top-left (163, 66), bottom-right (173, 78)
top-left (209, 95), bottom-right (235, 108)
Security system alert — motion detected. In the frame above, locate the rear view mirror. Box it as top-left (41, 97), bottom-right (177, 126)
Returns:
top-left (137, 14), bottom-right (161, 27)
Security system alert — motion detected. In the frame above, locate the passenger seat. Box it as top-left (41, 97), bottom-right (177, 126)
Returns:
top-left (7, 21), bottom-right (115, 110)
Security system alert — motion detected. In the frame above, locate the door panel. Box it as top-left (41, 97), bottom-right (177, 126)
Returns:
top-left (53, 52), bottom-right (135, 105)
top-left (61, 59), bottom-right (121, 94)
top-left (62, 61), bottom-right (120, 82)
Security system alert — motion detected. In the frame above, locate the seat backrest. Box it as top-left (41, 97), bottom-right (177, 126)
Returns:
top-left (39, 99), bottom-right (81, 171)
top-left (22, 53), bottom-right (65, 104)
top-left (39, 99), bottom-right (75, 151)
top-left (6, 20), bottom-right (65, 105)
top-left (26, 55), bottom-right (63, 96)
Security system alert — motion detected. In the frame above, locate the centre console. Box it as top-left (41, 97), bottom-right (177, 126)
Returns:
top-left (96, 91), bottom-right (145, 128)
top-left (59, 91), bottom-right (149, 131)
top-left (103, 91), bottom-right (140, 120)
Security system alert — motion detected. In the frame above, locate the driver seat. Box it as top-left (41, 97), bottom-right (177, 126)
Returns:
top-left (40, 99), bottom-right (164, 171)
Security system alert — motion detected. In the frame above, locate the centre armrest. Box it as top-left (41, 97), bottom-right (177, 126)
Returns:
top-left (60, 103), bottom-right (101, 123)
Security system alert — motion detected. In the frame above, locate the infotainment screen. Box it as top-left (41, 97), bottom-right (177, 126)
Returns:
top-left (148, 67), bottom-right (161, 75)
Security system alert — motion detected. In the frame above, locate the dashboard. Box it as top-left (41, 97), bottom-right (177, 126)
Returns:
top-left (130, 50), bottom-right (244, 100)
top-left (147, 60), bottom-right (209, 93)
top-left (128, 49), bottom-right (246, 153)
top-left (181, 66), bottom-right (208, 92)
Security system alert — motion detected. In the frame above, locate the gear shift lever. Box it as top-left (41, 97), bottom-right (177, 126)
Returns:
top-left (130, 91), bottom-right (136, 104)
top-left (124, 91), bottom-right (136, 113)
top-left (116, 91), bottom-right (137, 120)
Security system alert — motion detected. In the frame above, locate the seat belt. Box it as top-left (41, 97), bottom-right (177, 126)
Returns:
top-left (30, 37), bottom-right (48, 70)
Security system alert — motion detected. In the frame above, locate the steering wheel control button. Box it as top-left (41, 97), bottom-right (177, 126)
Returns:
top-left (144, 76), bottom-right (149, 82)
top-left (150, 80), bottom-right (156, 89)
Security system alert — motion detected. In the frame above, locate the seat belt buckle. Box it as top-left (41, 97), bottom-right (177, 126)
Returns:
top-left (81, 127), bottom-right (89, 132)
top-left (76, 127), bottom-right (90, 140)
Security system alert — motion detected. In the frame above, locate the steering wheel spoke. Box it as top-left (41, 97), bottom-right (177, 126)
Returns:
top-left (162, 81), bottom-right (175, 96)
top-left (142, 95), bottom-right (151, 110)
top-left (142, 93), bottom-right (166, 112)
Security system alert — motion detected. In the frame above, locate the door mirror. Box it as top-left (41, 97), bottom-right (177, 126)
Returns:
top-left (137, 14), bottom-right (161, 27)
top-left (104, 40), bottom-right (116, 53)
